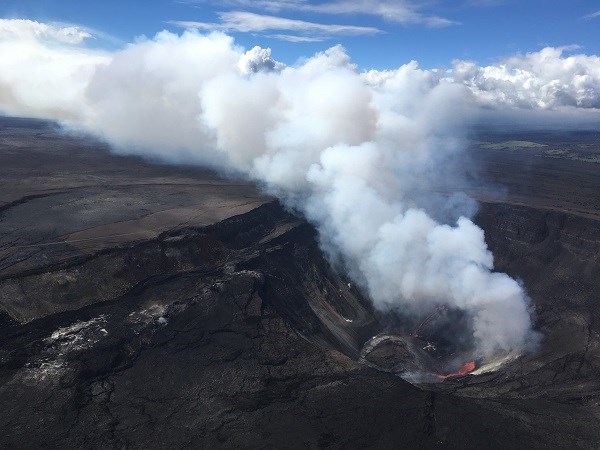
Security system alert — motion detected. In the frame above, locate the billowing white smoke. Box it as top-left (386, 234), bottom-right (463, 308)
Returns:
top-left (0, 20), bottom-right (108, 120)
top-left (5, 19), bottom-right (599, 359)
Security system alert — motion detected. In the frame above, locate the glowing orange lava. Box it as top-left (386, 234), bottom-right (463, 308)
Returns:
top-left (435, 361), bottom-right (476, 380)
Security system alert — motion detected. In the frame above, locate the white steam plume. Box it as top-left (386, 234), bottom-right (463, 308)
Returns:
top-left (5, 19), bottom-right (598, 360)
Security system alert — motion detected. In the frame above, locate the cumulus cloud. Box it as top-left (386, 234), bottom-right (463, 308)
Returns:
top-left (2, 18), bottom-right (599, 365)
top-left (453, 46), bottom-right (600, 109)
top-left (237, 46), bottom-right (286, 74)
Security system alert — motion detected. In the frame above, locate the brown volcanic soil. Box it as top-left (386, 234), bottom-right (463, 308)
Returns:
top-left (0, 117), bottom-right (271, 279)
top-left (0, 119), bottom-right (599, 449)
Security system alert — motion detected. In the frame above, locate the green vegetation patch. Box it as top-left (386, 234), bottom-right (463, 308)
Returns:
top-left (543, 148), bottom-right (600, 164)
top-left (480, 140), bottom-right (548, 150)
top-left (544, 149), bottom-right (569, 156)
top-left (573, 156), bottom-right (600, 164)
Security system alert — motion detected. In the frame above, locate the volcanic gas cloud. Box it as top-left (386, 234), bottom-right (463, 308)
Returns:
top-left (1, 19), bottom-right (577, 367)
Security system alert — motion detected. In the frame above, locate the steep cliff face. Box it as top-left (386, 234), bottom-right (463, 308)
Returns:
top-left (0, 202), bottom-right (376, 352)
top-left (463, 202), bottom-right (600, 401)
top-left (1, 199), bottom-right (599, 449)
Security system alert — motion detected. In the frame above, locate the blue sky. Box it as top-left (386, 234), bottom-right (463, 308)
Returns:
top-left (1, 0), bottom-right (599, 69)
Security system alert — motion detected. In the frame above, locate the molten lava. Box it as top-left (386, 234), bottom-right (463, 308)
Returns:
top-left (435, 361), bottom-right (476, 380)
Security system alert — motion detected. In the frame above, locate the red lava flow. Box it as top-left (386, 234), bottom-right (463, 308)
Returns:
top-left (435, 361), bottom-right (477, 380)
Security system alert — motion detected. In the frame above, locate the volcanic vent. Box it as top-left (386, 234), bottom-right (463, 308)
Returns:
top-left (359, 304), bottom-right (483, 382)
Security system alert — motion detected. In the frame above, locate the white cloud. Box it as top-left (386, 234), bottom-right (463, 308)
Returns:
top-left (266, 33), bottom-right (326, 42)
top-left (584, 10), bottom-right (600, 20)
top-left (298, 0), bottom-right (458, 27)
top-left (0, 19), bottom-right (108, 120)
top-left (452, 46), bottom-right (600, 109)
top-left (0, 19), bottom-right (92, 44)
top-left (170, 11), bottom-right (381, 39)
top-left (186, 0), bottom-right (457, 27)
top-left (206, 0), bottom-right (307, 11)
top-left (237, 45), bottom-right (286, 73)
